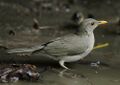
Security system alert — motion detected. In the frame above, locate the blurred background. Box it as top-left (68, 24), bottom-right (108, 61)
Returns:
top-left (0, 0), bottom-right (120, 84)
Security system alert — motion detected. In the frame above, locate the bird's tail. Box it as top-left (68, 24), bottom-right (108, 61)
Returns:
top-left (7, 45), bottom-right (44, 54)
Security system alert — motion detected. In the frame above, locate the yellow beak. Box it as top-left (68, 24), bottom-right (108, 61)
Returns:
top-left (98, 21), bottom-right (108, 25)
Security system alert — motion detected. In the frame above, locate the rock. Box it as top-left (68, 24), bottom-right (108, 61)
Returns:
top-left (0, 64), bottom-right (40, 83)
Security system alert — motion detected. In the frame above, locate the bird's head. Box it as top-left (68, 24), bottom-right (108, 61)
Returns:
top-left (80, 18), bottom-right (107, 33)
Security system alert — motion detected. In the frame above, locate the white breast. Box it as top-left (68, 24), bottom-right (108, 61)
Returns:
top-left (62, 33), bottom-right (95, 62)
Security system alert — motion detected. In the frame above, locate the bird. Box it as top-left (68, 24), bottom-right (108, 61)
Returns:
top-left (71, 11), bottom-right (84, 24)
top-left (56, 11), bottom-right (84, 36)
top-left (7, 18), bottom-right (107, 69)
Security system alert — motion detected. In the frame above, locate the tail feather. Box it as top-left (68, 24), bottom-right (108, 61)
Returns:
top-left (7, 45), bottom-right (44, 54)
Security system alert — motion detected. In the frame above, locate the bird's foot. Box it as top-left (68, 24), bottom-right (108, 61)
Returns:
top-left (50, 66), bottom-right (86, 79)
top-left (58, 69), bottom-right (86, 79)
top-left (59, 69), bottom-right (67, 77)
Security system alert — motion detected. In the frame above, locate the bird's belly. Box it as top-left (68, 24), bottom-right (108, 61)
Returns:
top-left (61, 54), bottom-right (84, 62)
top-left (62, 48), bottom-right (92, 62)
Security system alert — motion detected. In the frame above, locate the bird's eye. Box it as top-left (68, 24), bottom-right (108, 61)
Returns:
top-left (91, 22), bottom-right (95, 25)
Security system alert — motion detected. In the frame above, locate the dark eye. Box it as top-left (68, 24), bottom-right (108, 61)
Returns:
top-left (91, 22), bottom-right (95, 25)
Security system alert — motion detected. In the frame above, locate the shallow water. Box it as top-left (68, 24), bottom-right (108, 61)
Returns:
top-left (1, 64), bottom-right (120, 85)
top-left (0, 0), bottom-right (120, 85)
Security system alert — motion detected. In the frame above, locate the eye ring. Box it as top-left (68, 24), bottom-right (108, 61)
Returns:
top-left (91, 22), bottom-right (95, 25)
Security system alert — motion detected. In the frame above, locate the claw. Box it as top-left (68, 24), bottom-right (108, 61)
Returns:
top-left (59, 60), bottom-right (69, 70)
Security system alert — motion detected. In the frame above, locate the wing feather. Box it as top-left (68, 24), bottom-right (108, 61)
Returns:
top-left (43, 34), bottom-right (88, 57)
